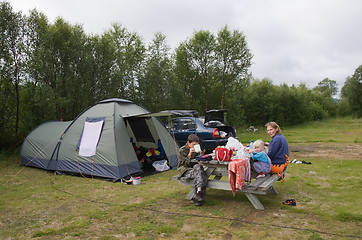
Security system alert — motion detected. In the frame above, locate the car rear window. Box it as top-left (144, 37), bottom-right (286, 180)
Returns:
top-left (179, 119), bottom-right (197, 129)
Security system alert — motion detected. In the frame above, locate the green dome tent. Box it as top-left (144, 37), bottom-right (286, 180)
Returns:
top-left (20, 98), bottom-right (179, 181)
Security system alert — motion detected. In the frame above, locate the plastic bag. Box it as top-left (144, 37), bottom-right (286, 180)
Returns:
top-left (225, 137), bottom-right (243, 151)
top-left (235, 147), bottom-right (250, 159)
top-left (152, 160), bottom-right (170, 172)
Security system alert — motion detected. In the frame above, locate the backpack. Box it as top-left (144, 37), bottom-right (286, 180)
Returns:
top-left (270, 154), bottom-right (289, 183)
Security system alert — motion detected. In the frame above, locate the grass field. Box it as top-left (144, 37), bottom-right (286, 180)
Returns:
top-left (0, 117), bottom-right (361, 239)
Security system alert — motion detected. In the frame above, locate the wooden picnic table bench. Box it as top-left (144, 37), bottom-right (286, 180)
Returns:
top-left (174, 159), bottom-right (285, 210)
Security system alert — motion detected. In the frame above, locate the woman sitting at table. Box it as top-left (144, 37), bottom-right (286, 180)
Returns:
top-left (177, 134), bottom-right (208, 206)
top-left (264, 122), bottom-right (289, 173)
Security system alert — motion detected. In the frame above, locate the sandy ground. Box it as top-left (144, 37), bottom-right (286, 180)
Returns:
top-left (289, 143), bottom-right (362, 160)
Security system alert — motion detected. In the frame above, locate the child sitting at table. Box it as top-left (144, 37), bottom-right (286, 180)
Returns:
top-left (249, 139), bottom-right (271, 179)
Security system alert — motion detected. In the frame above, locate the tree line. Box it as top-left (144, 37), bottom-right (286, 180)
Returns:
top-left (1, 2), bottom-right (361, 148)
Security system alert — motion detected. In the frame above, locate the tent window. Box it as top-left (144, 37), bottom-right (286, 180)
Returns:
top-left (78, 117), bottom-right (105, 157)
top-left (127, 117), bottom-right (154, 143)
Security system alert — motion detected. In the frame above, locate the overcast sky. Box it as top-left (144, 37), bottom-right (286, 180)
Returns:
top-left (8, 0), bottom-right (362, 94)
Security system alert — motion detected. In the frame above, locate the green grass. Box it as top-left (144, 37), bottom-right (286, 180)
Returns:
top-left (237, 117), bottom-right (362, 144)
top-left (0, 117), bottom-right (361, 239)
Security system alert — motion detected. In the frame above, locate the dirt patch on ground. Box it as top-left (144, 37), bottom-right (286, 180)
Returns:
top-left (289, 143), bottom-right (362, 160)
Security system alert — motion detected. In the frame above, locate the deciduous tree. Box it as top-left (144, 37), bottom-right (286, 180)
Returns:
top-left (0, 2), bottom-right (26, 138)
top-left (215, 26), bottom-right (252, 108)
top-left (314, 78), bottom-right (338, 97)
top-left (138, 32), bottom-right (172, 112)
top-left (174, 30), bottom-right (216, 112)
top-left (341, 65), bottom-right (362, 118)
top-left (107, 23), bottom-right (146, 100)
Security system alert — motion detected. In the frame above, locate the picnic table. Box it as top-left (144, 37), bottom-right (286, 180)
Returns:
top-left (175, 159), bottom-right (285, 210)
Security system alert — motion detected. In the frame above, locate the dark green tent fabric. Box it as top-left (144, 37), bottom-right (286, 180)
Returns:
top-left (20, 99), bottom-right (179, 181)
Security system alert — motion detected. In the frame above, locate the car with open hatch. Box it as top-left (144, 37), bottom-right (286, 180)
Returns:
top-left (164, 109), bottom-right (237, 152)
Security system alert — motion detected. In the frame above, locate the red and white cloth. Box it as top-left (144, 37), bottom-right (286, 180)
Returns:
top-left (228, 159), bottom-right (247, 196)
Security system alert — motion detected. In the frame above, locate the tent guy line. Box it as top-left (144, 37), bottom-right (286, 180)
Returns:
top-left (0, 137), bottom-right (25, 158)
top-left (8, 131), bottom-right (64, 183)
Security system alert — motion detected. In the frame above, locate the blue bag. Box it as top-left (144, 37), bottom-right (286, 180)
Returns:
top-left (195, 154), bottom-right (213, 161)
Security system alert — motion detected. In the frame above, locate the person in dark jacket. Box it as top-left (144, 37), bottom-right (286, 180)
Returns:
top-left (265, 122), bottom-right (289, 167)
top-left (178, 134), bottom-right (208, 206)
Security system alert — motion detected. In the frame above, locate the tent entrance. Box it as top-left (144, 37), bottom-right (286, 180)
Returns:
top-left (126, 117), bottom-right (155, 143)
top-left (124, 116), bottom-right (169, 174)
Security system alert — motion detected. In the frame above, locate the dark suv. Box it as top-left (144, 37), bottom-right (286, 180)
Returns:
top-left (166, 110), bottom-right (236, 151)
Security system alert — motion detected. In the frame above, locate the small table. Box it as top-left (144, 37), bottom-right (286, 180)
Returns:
top-left (176, 159), bottom-right (283, 210)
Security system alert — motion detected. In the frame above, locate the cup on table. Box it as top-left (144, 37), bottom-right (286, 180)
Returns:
top-left (194, 144), bottom-right (201, 153)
